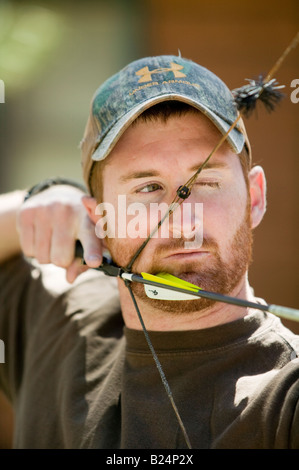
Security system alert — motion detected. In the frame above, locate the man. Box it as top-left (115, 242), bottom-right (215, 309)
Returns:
top-left (0, 55), bottom-right (299, 449)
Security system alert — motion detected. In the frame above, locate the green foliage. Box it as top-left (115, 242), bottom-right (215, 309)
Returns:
top-left (0, 1), bottom-right (65, 93)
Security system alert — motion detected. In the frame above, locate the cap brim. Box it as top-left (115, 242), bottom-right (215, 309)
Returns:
top-left (91, 93), bottom-right (245, 162)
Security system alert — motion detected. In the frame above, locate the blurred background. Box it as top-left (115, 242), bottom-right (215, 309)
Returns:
top-left (0, 0), bottom-right (298, 334)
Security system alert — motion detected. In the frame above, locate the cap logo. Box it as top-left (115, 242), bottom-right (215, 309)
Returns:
top-left (135, 62), bottom-right (186, 83)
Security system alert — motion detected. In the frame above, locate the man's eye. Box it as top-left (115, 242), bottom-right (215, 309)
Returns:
top-left (196, 181), bottom-right (220, 188)
top-left (138, 183), bottom-right (162, 193)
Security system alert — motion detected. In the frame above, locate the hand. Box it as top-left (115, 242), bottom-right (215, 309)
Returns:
top-left (17, 185), bottom-right (103, 282)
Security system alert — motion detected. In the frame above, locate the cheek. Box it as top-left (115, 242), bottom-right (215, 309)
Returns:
top-left (202, 183), bottom-right (249, 245)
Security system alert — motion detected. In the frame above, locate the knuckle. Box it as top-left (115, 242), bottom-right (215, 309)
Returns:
top-left (49, 201), bottom-right (77, 222)
top-left (18, 206), bottom-right (35, 226)
top-left (22, 245), bottom-right (34, 257)
top-left (51, 255), bottom-right (71, 269)
top-left (36, 255), bottom-right (50, 265)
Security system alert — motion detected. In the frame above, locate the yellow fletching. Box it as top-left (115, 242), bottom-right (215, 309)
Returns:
top-left (141, 272), bottom-right (201, 292)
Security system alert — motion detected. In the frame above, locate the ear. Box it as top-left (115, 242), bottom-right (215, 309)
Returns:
top-left (248, 165), bottom-right (267, 229)
top-left (82, 196), bottom-right (101, 224)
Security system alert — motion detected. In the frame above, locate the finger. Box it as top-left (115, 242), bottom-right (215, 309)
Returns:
top-left (66, 259), bottom-right (89, 283)
top-left (19, 220), bottom-right (35, 258)
top-left (17, 207), bottom-right (35, 257)
top-left (49, 201), bottom-right (82, 267)
top-left (79, 219), bottom-right (103, 267)
top-left (50, 227), bottom-right (77, 268)
top-left (34, 222), bottom-right (52, 264)
top-left (27, 205), bottom-right (53, 263)
top-left (81, 236), bottom-right (103, 267)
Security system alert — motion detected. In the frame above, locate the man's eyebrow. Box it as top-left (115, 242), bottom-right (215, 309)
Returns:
top-left (119, 162), bottom-right (227, 183)
top-left (119, 170), bottom-right (160, 183)
top-left (189, 161), bottom-right (228, 172)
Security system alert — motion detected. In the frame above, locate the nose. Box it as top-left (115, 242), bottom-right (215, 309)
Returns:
top-left (168, 196), bottom-right (204, 249)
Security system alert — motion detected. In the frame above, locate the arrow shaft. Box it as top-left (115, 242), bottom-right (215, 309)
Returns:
top-left (121, 272), bottom-right (299, 322)
top-left (122, 272), bottom-right (266, 310)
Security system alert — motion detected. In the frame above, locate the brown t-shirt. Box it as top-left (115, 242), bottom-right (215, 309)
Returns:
top-left (0, 256), bottom-right (299, 449)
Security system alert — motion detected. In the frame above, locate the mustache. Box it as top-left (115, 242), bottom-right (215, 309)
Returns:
top-left (153, 236), bottom-right (219, 256)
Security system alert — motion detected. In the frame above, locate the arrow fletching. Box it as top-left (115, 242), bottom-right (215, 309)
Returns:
top-left (141, 272), bottom-right (201, 300)
top-left (232, 76), bottom-right (285, 117)
top-left (232, 32), bottom-right (299, 117)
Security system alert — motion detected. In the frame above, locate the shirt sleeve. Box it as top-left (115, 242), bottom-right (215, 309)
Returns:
top-left (0, 256), bottom-right (59, 401)
top-left (270, 359), bottom-right (299, 449)
top-left (288, 363), bottom-right (299, 448)
top-left (0, 254), bottom-right (122, 406)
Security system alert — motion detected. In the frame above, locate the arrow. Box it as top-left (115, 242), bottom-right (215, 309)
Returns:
top-left (121, 271), bottom-right (299, 323)
top-left (75, 242), bottom-right (299, 322)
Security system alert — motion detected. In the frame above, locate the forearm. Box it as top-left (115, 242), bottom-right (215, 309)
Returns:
top-left (0, 190), bottom-right (26, 264)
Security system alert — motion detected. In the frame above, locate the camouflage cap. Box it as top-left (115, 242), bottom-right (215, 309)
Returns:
top-left (80, 55), bottom-right (251, 193)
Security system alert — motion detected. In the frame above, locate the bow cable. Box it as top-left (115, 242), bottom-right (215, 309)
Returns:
top-left (125, 280), bottom-right (192, 449)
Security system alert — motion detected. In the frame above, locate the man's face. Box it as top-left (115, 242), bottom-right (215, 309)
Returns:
top-left (99, 111), bottom-right (253, 312)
